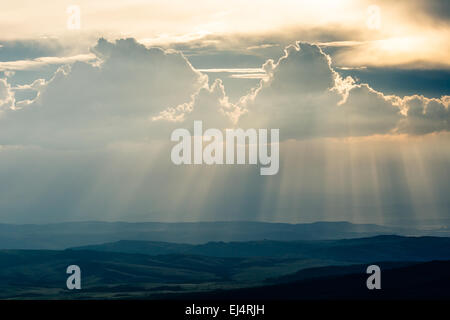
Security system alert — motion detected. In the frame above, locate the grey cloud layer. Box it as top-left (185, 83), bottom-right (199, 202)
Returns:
top-left (0, 38), bottom-right (448, 148)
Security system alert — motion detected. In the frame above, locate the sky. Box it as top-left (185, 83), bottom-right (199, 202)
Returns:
top-left (0, 0), bottom-right (449, 226)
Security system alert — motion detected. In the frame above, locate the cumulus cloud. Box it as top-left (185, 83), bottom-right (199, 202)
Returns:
top-left (0, 38), bottom-right (448, 149)
top-left (237, 42), bottom-right (449, 139)
top-left (0, 38), bottom-right (208, 147)
top-left (0, 78), bottom-right (14, 110)
top-left (154, 78), bottom-right (243, 128)
top-left (397, 95), bottom-right (450, 135)
top-left (11, 78), bottom-right (47, 108)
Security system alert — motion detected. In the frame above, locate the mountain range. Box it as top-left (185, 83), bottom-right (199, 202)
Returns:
top-left (1, 220), bottom-right (448, 250)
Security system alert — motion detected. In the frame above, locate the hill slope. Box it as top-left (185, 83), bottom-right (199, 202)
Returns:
top-left (166, 260), bottom-right (450, 300)
top-left (71, 235), bottom-right (450, 263)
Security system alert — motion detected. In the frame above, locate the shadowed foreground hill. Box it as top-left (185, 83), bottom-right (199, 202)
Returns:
top-left (0, 249), bottom-right (342, 299)
top-left (166, 260), bottom-right (450, 300)
top-left (0, 249), bottom-right (247, 299)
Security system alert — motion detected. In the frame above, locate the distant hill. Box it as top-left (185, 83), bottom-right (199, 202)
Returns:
top-left (0, 220), bottom-right (441, 249)
top-left (71, 235), bottom-right (450, 263)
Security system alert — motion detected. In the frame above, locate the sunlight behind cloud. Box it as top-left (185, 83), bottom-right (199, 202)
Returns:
top-left (2, 0), bottom-right (449, 68)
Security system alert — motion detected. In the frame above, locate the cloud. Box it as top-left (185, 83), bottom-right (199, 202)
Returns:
top-left (197, 68), bottom-right (265, 73)
top-left (0, 54), bottom-right (96, 71)
top-left (372, 0), bottom-right (450, 26)
top-left (336, 67), bottom-right (450, 99)
top-left (0, 39), bottom-right (66, 62)
top-left (0, 38), bottom-right (448, 150)
top-left (153, 78), bottom-right (242, 128)
top-left (0, 38), bottom-right (208, 147)
top-left (198, 68), bottom-right (268, 80)
top-left (0, 78), bottom-right (14, 110)
top-left (0, 38), bottom-right (448, 225)
top-left (10, 78), bottom-right (47, 107)
top-left (237, 42), bottom-right (449, 139)
top-left (398, 95), bottom-right (450, 135)
top-left (418, 0), bottom-right (450, 24)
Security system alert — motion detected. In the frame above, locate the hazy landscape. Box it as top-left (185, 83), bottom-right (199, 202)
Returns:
top-left (1, 221), bottom-right (450, 299)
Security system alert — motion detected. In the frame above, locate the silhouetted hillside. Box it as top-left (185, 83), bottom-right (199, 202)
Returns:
top-left (166, 260), bottom-right (450, 300)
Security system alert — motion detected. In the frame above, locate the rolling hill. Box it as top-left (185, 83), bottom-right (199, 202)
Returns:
top-left (71, 235), bottom-right (450, 262)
